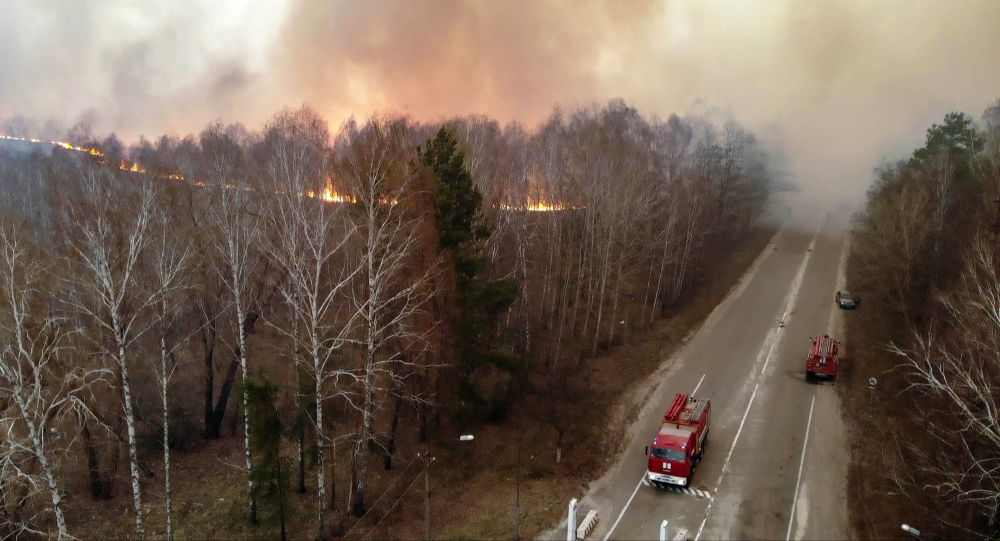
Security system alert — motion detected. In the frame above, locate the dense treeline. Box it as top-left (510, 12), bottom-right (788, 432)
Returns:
top-left (0, 99), bottom-right (772, 539)
top-left (849, 100), bottom-right (1000, 538)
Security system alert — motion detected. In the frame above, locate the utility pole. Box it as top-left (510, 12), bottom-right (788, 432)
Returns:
top-left (514, 450), bottom-right (521, 541)
top-left (992, 197), bottom-right (1000, 242)
top-left (423, 435), bottom-right (473, 541)
top-left (425, 444), bottom-right (432, 541)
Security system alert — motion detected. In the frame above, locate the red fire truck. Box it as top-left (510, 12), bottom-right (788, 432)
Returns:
top-left (645, 393), bottom-right (711, 488)
top-left (805, 334), bottom-right (840, 382)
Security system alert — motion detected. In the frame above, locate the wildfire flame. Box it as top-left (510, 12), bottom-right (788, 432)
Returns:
top-left (120, 160), bottom-right (146, 173)
top-left (4, 134), bottom-right (569, 211)
top-left (308, 180), bottom-right (398, 205)
top-left (316, 184), bottom-right (353, 203)
top-left (526, 201), bottom-right (568, 212)
top-left (306, 186), bottom-right (352, 203)
top-left (500, 199), bottom-right (579, 212)
top-left (1, 133), bottom-right (106, 156)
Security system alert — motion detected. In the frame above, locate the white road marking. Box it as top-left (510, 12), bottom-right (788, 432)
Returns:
top-left (786, 395), bottom-right (816, 540)
top-left (692, 373), bottom-right (705, 395)
top-left (603, 476), bottom-right (645, 541)
top-left (662, 485), bottom-right (713, 500)
top-left (695, 216), bottom-right (826, 541)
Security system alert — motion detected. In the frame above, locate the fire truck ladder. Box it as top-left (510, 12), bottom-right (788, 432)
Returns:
top-left (811, 335), bottom-right (837, 363)
top-left (664, 393), bottom-right (706, 425)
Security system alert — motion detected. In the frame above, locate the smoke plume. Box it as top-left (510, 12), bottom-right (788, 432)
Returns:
top-left (2, 0), bottom-right (1000, 205)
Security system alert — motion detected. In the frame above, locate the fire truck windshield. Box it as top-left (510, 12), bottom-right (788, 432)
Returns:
top-left (651, 447), bottom-right (686, 461)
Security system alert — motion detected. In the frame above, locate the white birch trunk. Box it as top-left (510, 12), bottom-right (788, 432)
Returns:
top-left (160, 331), bottom-right (174, 541)
top-left (113, 315), bottom-right (145, 540)
top-left (651, 206), bottom-right (680, 324)
top-left (235, 300), bottom-right (256, 523)
top-left (39, 447), bottom-right (69, 539)
top-left (607, 258), bottom-right (624, 345)
top-left (591, 225), bottom-right (614, 356)
top-left (21, 411), bottom-right (69, 539)
top-left (311, 325), bottom-right (326, 538)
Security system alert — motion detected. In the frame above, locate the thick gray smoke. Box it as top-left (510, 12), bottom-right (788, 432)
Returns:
top-left (0, 0), bottom-right (287, 135)
top-left (2, 0), bottom-right (1000, 206)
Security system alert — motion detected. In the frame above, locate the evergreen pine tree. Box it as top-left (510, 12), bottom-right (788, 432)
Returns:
top-left (421, 127), bottom-right (520, 421)
top-left (246, 374), bottom-right (291, 540)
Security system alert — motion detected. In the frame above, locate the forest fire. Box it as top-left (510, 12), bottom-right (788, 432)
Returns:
top-left (1, 133), bottom-right (105, 156)
top-left (120, 160), bottom-right (146, 173)
top-left (500, 199), bottom-right (579, 212)
top-left (56, 140), bottom-right (104, 156)
top-left (3, 134), bottom-right (338, 198)
top-left (309, 179), bottom-right (403, 205)
top-left (314, 185), bottom-right (352, 203)
top-left (525, 201), bottom-right (573, 212)
top-left (305, 179), bottom-right (354, 203)
top-left (0, 97), bottom-right (791, 541)
top-left (4, 133), bottom-right (560, 211)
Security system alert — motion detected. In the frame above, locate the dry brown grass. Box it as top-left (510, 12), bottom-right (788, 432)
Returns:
top-left (838, 245), bottom-right (966, 539)
top-left (59, 225), bottom-right (777, 540)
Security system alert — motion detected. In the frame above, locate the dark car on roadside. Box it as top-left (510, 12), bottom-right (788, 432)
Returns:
top-left (835, 290), bottom-right (858, 309)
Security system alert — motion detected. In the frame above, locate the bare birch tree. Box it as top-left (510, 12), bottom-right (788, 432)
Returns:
top-left (530, 112), bottom-right (575, 370)
top-left (197, 121), bottom-right (248, 440)
top-left (61, 164), bottom-right (160, 540)
top-left (207, 168), bottom-right (266, 524)
top-left (335, 116), bottom-right (437, 517)
top-left (147, 220), bottom-right (192, 541)
top-left (262, 106), bottom-right (359, 539)
top-left (889, 238), bottom-right (1000, 534)
top-left (0, 222), bottom-right (108, 539)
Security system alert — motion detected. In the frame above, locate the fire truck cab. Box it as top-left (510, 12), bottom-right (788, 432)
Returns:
top-left (645, 393), bottom-right (711, 488)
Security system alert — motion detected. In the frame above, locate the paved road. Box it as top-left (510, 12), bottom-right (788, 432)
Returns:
top-left (570, 200), bottom-right (851, 541)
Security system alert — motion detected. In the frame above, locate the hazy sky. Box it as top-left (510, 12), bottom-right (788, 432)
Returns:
top-left (2, 0), bottom-right (1000, 204)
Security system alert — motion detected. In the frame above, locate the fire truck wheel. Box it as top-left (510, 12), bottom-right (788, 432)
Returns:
top-left (806, 371), bottom-right (816, 383)
top-left (684, 476), bottom-right (691, 488)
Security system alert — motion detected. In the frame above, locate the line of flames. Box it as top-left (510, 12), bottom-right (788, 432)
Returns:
top-left (307, 186), bottom-right (354, 204)
top-left (500, 200), bottom-right (582, 212)
top-left (1, 134), bottom-right (105, 156)
top-left (2, 134), bottom-right (574, 211)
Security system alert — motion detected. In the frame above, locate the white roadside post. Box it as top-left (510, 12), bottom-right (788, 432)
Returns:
top-left (567, 498), bottom-right (578, 541)
top-left (659, 520), bottom-right (669, 541)
top-left (901, 524), bottom-right (920, 536)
